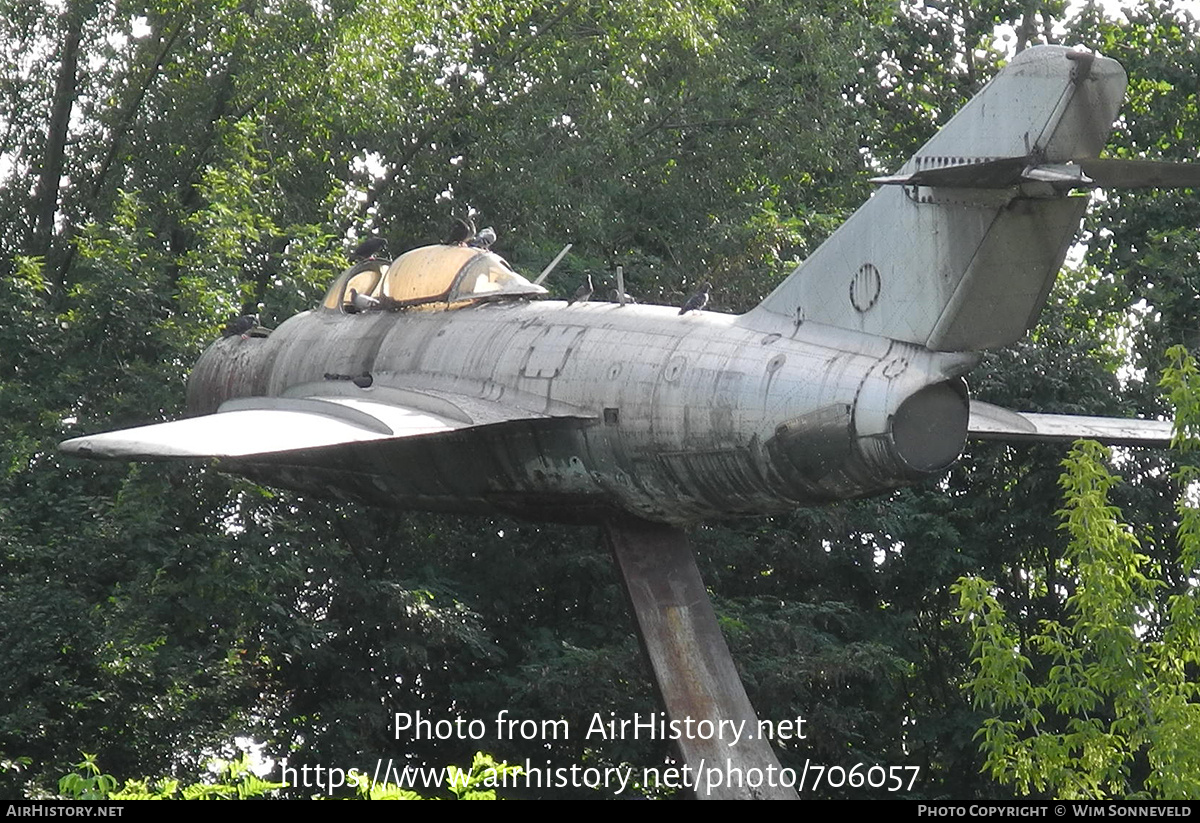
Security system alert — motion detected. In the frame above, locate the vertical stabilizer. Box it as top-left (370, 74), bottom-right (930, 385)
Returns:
top-left (743, 46), bottom-right (1127, 351)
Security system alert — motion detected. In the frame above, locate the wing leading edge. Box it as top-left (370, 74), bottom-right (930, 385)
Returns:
top-left (968, 400), bottom-right (1174, 447)
top-left (60, 391), bottom-right (595, 461)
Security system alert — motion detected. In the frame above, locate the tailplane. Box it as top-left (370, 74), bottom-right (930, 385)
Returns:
top-left (745, 46), bottom-right (1128, 351)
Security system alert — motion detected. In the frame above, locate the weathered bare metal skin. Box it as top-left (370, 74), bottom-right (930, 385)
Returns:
top-left (186, 300), bottom-right (975, 524)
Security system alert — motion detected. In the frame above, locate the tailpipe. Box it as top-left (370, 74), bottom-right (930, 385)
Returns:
top-left (889, 378), bottom-right (969, 473)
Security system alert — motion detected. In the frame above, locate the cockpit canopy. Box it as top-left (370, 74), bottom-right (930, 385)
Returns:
top-left (321, 244), bottom-right (547, 313)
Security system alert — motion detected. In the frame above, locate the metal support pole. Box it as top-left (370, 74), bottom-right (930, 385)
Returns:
top-left (603, 518), bottom-right (797, 799)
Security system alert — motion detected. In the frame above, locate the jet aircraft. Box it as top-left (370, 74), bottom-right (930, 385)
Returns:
top-left (63, 45), bottom-right (1180, 525)
top-left (60, 46), bottom-right (1192, 798)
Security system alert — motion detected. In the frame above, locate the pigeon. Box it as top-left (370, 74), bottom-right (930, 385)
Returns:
top-left (468, 226), bottom-right (497, 249)
top-left (568, 274), bottom-right (593, 306)
top-left (609, 288), bottom-right (636, 304)
top-left (222, 314), bottom-right (258, 339)
top-left (348, 288), bottom-right (380, 312)
top-left (678, 283), bottom-right (711, 315)
top-left (351, 236), bottom-right (388, 261)
top-left (446, 217), bottom-right (476, 245)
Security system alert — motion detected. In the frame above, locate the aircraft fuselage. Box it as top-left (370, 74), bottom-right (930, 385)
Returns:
top-left (187, 299), bottom-right (976, 524)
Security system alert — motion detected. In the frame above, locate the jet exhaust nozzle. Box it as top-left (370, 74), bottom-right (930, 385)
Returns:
top-left (890, 379), bottom-right (969, 474)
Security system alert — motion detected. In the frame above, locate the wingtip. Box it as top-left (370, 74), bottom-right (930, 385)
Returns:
top-left (58, 437), bottom-right (92, 456)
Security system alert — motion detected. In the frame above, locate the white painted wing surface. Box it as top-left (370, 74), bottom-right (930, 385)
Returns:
top-left (968, 401), bottom-right (1174, 447)
top-left (60, 396), bottom-right (467, 460)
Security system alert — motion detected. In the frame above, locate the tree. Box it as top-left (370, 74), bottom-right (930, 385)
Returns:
top-left (954, 350), bottom-right (1200, 798)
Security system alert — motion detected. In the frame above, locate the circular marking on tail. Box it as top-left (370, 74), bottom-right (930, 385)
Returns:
top-left (850, 263), bottom-right (882, 312)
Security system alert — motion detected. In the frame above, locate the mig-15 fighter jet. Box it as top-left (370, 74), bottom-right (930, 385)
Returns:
top-left (62, 46), bottom-right (1182, 525)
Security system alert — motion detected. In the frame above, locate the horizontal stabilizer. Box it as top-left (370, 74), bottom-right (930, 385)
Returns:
top-left (968, 400), bottom-right (1173, 447)
top-left (870, 156), bottom-right (1031, 188)
top-left (1078, 157), bottom-right (1200, 189)
top-left (872, 156), bottom-right (1200, 190)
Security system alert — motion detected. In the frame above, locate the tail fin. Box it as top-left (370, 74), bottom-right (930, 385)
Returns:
top-left (744, 46), bottom-right (1127, 351)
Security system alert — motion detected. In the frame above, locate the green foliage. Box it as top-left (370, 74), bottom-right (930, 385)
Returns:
top-left (57, 751), bottom-right (284, 800)
top-left (358, 752), bottom-right (523, 800)
top-left (956, 428), bottom-right (1200, 798)
top-left (177, 755), bottom-right (287, 801)
top-left (441, 753), bottom-right (524, 800)
top-left (54, 751), bottom-right (519, 800)
top-left (58, 754), bottom-right (117, 801)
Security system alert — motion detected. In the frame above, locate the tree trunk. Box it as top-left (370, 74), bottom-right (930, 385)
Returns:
top-left (30, 1), bottom-right (85, 272)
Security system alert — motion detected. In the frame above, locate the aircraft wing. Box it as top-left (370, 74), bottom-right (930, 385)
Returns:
top-left (60, 391), bottom-right (594, 461)
top-left (968, 401), bottom-right (1174, 447)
